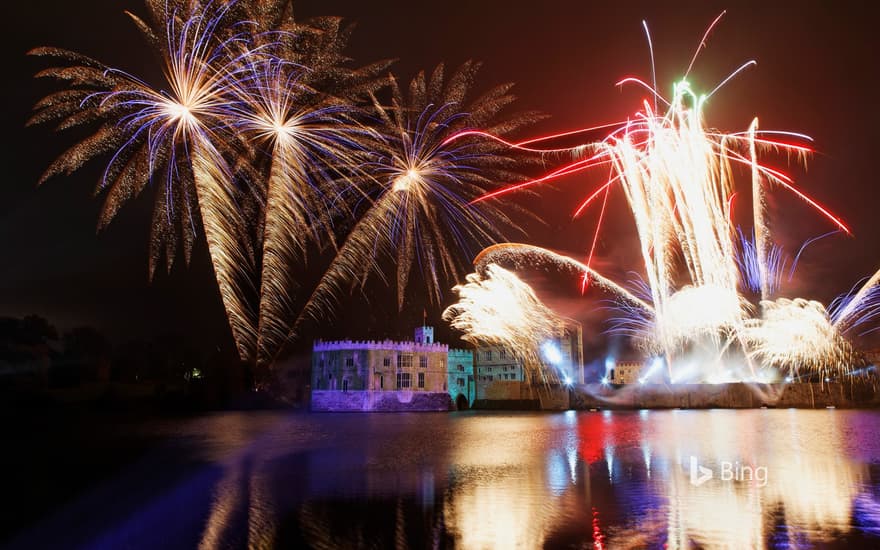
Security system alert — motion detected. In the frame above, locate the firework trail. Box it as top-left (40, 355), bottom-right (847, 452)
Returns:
top-left (30, 1), bottom-right (258, 359)
top-left (832, 268), bottom-right (880, 333)
top-left (231, 3), bottom-right (392, 364)
top-left (280, 62), bottom-right (542, 347)
top-left (442, 264), bottom-right (565, 383)
top-left (473, 243), bottom-right (652, 312)
top-left (748, 119), bottom-right (772, 303)
top-left (735, 227), bottom-right (787, 297)
top-left (831, 277), bottom-right (880, 338)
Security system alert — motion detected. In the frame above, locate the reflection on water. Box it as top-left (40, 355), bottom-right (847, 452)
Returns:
top-left (11, 409), bottom-right (879, 548)
top-left (186, 409), bottom-right (880, 549)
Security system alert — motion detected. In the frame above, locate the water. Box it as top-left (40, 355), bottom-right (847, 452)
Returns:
top-left (7, 409), bottom-right (880, 549)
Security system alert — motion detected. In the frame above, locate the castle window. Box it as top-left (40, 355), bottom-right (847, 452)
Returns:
top-left (485, 350), bottom-right (493, 361)
top-left (418, 372), bottom-right (425, 388)
top-left (397, 372), bottom-right (412, 389)
top-left (500, 350), bottom-right (507, 360)
top-left (342, 379), bottom-right (349, 392)
top-left (397, 353), bottom-right (413, 369)
top-left (457, 364), bottom-right (464, 372)
top-left (345, 357), bottom-right (354, 367)
top-left (383, 357), bottom-right (391, 367)
top-left (457, 377), bottom-right (465, 387)
top-left (420, 356), bottom-right (428, 368)
top-left (380, 375), bottom-right (384, 389)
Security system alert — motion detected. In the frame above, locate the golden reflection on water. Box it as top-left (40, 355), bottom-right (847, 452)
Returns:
top-left (195, 410), bottom-right (878, 549)
top-left (443, 413), bottom-right (581, 549)
top-left (595, 410), bottom-right (868, 548)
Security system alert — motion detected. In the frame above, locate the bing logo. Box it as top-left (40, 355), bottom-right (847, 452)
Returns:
top-left (689, 456), bottom-right (768, 487)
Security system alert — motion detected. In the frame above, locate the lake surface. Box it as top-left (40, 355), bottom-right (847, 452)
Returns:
top-left (7, 408), bottom-right (880, 549)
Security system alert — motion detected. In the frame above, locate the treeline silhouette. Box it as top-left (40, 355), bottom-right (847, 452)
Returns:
top-left (0, 314), bottom-right (272, 411)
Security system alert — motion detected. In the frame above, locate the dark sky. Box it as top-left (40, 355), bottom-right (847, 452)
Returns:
top-left (2, 1), bottom-right (879, 354)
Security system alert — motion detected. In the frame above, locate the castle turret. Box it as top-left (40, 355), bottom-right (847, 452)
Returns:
top-left (414, 325), bottom-right (434, 344)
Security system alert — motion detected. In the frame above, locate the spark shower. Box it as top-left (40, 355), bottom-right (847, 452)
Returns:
top-left (444, 12), bottom-right (880, 383)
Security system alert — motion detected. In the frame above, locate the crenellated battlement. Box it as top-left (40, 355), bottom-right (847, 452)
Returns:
top-left (314, 339), bottom-right (449, 353)
top-left (448, 348), bottom-right (474, 358)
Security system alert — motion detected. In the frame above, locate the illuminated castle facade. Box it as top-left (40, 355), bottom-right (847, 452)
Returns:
top-left (311, 326), bottom-right (475, 411)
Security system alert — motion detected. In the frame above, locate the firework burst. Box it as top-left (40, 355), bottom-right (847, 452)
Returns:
top-left (31, 1), bottom-right (258, 359)
top-left (231, 35), bottom-right (389, 365)
top-left (221, 0), bottom-right (396, 365)
top-left (233, 59), bottom-right (373, 363)
top-left (281, 62), bottom-right (542, 346)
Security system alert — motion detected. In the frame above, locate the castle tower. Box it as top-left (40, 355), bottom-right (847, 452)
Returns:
top-left (414, 325), bottom-right (434, 344)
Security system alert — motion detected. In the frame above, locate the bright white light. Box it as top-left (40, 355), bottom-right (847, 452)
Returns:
top-left (601, 376), bottom-right (609, 385)
top-left (638, 356), bottom-right (664, 384)
top-left (392, 167), bottom-right (422, 192)
top-left (669, 361), bottom-right (699, 384)
top-left (785, 376), bottom-right (793, 383)
top-left (164, 100), bottom-right (194, 124)
top-left (541, 341), bottom-right (563, 365)
top-left (563, 376), bottom-right (573, 386)
top-left (706, 370), bottom-right (737, 385)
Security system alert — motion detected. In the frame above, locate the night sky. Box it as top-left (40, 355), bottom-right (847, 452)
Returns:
top-left (3, 1), bottom-right (879, 356)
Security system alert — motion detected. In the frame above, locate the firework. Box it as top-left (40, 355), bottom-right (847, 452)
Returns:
top-left (31, 1), bottom-right (260, 360)
top-left (234, 60), bottom-right (372, 364)
top-left (282, 62), bottom-right (542, 345)
top-left (231, 2), bottom-right (392, 364)
top-left (831, 268), bottom-right (880, 334)
top-left (742, 298), bottom-right (860, 375)
top-left (473, 243), bottom-right (652, 312)
top-left (447, 14), bottom-right (866, 380)
top-left (565, 78), bottom-right (845, 362)
top-left (735, 228), bottom-right (787, 297)
top-left (442, 264), bottom-right (564, 383)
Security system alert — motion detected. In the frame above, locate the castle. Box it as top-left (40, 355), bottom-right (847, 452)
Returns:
top-left (310, 322), bottom-right (584, 412)
top-left (311, 326), bottom-right (475, 411)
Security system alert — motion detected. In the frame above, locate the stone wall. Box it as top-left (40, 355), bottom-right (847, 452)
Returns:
top-left (311, 390), bottom-right (453, 412)
top-left (570, 382), bottom-right (880, 410)
top-left (472, 382), bottom-right (570, 410)
top-left (313, 383), bottom-right (880, 412)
